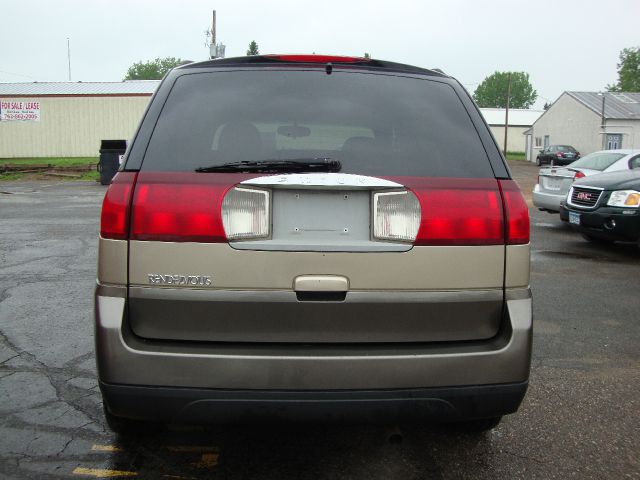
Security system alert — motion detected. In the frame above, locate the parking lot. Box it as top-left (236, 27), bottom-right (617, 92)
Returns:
top-left (0, 161), bottom-right (639, 479)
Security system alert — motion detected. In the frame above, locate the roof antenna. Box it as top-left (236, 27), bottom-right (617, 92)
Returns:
top-left (325, 62), bottom-right (333, 75)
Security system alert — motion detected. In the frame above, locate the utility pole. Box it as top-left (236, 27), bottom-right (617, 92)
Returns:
top-left (601, 93), bottom-right (607, 149)
top-left (207, 10), bottom-right (225, 59)
top-left (503, 73), bottom-right (512, 156)
top-left (67, 37), bottom-right (72, 81)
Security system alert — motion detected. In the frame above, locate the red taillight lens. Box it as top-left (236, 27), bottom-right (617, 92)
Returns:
top-left (574, 171), bottom-right (586, 179)
top-left (100, 172), bottom-right (137, 240)
top-left (130, 173), bottom-right (241, 243)
top-left (398, 178), bottom-right (504, 245)
top-left (265, 54), bottom-right (366, 63)
top-left (498, 180), bottom-right (530, 245)
top-left (556, 152), bottom-right (563, 157)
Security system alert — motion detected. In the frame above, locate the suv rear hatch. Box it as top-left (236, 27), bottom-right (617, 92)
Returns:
top-left (102, 57), bottom-right (528, 345)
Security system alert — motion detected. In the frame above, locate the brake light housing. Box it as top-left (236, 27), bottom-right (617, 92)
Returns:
top-left (265, 54), bottom-right (367, 64)
top-left (574, 171), bottom-right (586, 180)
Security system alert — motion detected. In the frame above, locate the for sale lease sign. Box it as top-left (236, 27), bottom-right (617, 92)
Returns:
top-left (0, 100), bottom-right (41, 121)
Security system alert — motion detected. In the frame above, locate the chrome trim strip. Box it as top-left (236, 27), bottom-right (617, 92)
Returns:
top-left (241, 173), bottom-right (403, 189)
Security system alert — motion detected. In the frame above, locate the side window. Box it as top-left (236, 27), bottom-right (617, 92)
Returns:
top-left (629, 156), bottom-right (640, 170)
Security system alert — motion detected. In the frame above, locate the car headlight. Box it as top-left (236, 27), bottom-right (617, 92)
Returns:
top-left (606, 190), bottom-right (640, 208)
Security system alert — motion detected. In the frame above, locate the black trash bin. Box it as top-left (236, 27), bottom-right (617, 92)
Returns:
top-left (98, 140), bottom-right (127, 185)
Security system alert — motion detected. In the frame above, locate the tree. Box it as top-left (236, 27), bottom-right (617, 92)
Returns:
top-left (364, 53), bottom-right (371, 59)
top-left (247, 41), bottom-right (259, 56)
top-left (473, 71), bottom-right (537, 109)
top-left (124, 57), bottom-right (184, 80)
top-left (606, 47), bottom-right (640, 92)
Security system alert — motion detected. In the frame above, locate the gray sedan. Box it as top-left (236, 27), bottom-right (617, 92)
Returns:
top-left (532, 149), bottom-right (640, 213)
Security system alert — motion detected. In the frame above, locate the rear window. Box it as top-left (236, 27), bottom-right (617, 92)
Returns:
top-left (569, 152), bottom-right (625, 171)
top-left (142, 70), bottom-right (494, 178)
top-left (557, 145), bottom-right (576, 152)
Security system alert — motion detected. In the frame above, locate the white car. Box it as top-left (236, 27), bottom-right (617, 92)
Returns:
top-left (533, 149), bottom-right (640, 212)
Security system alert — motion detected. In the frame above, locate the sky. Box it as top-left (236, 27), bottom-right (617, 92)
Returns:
top-left (2, 0), bottom-right (638, 109)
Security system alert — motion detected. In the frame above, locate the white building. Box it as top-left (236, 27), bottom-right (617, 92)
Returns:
top-left (479, 108), bottom-right (543, 154)
top-left (0, 81), bottom-right (159, 158)
top-left (527, 91), bottom-right (640, 162)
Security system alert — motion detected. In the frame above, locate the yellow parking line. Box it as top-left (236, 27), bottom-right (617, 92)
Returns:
top-left (166, 446), bottom-right (218, 453)
top-left (72, 467), bottom-right (137, 477)
top-left (91, 444), bottom-right (123, 452)
top-left (190, 452), bottom-right (219, 469)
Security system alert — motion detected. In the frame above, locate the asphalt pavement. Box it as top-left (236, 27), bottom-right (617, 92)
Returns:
top-left (0, 166), bottom-right (638, 479)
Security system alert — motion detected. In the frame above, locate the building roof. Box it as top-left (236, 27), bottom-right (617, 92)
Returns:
top-left (479, 108), bottom-right (543, 127)
top-left (567, 91), bottom-right (640, 120)
top-left (0, 81), bottom-right (160, 96)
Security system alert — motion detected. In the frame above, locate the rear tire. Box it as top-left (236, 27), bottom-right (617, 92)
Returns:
top-left (581, 233), bottom-right (613, 245)
top-left (454, 416), bottom-right (502, 433)
top-left (103, 404), bottom-right (163, 436)
top-left (536, 157), bottom-right (542, 166)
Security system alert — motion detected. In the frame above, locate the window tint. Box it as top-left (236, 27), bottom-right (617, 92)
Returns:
top-left (630, 156), bottom-right (640, 169)
top-left (569, 152), bottom-right (625, 171)
top-left (557, 145), bottom-right (576, 152)
top-left (142, 70), bottom-right (494, 178)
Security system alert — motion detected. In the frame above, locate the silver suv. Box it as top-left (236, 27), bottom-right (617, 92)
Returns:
top-left (96, 55), bottom-right (531, 432)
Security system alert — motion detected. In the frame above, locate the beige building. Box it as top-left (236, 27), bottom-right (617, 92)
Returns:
top-left (0, 81), bottom-right (159, 158)
top-left (479, 108), bottom-right (543, 154)
top-left (528, 91), bottom-right (640, 162)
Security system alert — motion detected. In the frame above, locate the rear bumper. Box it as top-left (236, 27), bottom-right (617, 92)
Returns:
top-left (532, 186), bottom-right (563, 212)
top-left (95, 285), bottom-right (532, 420)
top-left (101, 381), bottom-right (528, 424)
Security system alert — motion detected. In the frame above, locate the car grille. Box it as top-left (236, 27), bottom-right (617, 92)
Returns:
top-left (570, 186), bottom-right (602, 208)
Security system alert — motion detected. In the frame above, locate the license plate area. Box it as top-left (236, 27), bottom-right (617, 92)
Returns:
top-left (569, 211), bottom-right (580, 225)
top-left (544, 177), bottom-right (563, 190)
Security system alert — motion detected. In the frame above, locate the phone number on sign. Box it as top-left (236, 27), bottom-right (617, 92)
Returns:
top-left (1, 113), bottom-right (40, 121)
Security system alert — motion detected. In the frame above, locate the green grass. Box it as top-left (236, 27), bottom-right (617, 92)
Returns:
top-left (505, 151), bottom-right (526, 161)
top-left (0, 157), bottom-right (100, 181)
top-left (0, 157), bottom-right (98, 166)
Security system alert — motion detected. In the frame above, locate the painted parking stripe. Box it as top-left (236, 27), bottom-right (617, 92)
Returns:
top-left (72, 467), bottom-right (137, 477)
top-left (91, 444), bottom-right (123, 453)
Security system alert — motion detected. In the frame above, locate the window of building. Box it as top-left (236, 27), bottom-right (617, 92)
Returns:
top-left (535, 137), bottom-right (542, 147)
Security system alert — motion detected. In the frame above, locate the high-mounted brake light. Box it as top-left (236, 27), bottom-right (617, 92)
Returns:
top-left (100, 172), bottom-right (137, 240)
top-left (265, 54), bottom-right (367, 64)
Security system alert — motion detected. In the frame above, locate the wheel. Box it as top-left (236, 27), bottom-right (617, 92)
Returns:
top-left (453, 416), bottom-right (502, 433)
top-left (536, 156), bottom-right (542, 166)
top-left (581, 233), bottom-right (613, 245)
top-left (103, 404), bottom-right (163, 436)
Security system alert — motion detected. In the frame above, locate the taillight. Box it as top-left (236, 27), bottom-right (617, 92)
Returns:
top-left (498, 180), bottom-right (530, 245)
top-left (574, 171), bottom-right (586, 180)
top-left (398, 178), bottom-right (504, 246)
top-left (130, 173), bottom-right (236, 242)
top-left (222, 187), bottom-right (270, 240)
top-left (556, 152), bottom-right (563, 157)
top-left (373, 191), bottom-right (421, 242)
top-left (100, 172), bottom-right (137, 240)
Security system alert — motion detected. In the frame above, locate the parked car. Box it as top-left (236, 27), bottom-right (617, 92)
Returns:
top-left (536, 145), bottom-right (580, 166)
top-left (96, 54), bottom-right (531, 433)
top-left (560, 169), bottom-right (640, 245)
top-left (533, 149), bottom-right (640, 213)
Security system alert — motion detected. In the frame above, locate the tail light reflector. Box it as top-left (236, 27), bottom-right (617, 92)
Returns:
top-left (373, 191), bottom-right (421, 242)
top-left (100, 172), bottom-right (137, 240)
top-left (498, 180), bottom-right (530, 245)
top-left (222, 187), bottom-right (270, 240)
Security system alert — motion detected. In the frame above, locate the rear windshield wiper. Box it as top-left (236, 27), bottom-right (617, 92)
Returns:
top-left (195, 158), bottom-right (341, 173)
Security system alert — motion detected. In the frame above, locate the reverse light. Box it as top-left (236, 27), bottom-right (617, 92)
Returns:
top-left (373, 191), bottom-right (421, 242)
top-left (222, 187), bottom-right (270, 240)
top-left (607, 190), bottom-right (640, 208)
top-left (100, 172), bottom-right (137, 240)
